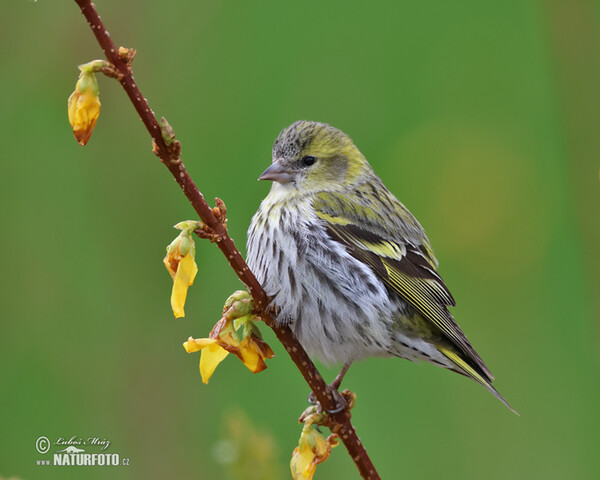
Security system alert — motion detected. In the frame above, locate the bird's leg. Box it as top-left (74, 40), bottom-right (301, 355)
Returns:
top-left (330, 362), bottom-right (352, 391)
top-left (307, 362), bottom-right (353, 414)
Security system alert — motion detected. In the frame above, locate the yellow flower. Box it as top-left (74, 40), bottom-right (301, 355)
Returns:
top-left (167, 250), bottom-right (198, 318)
top-left (183, 292), bottom-right (275, 382)
top-left (164, 224), bottom-right (199, 318)
top-left (212, 317), bottom-right (275, 375)
top-left (183, 337), bottom-right (229, 384)
top-left (237, 334), bottom-right (275, 373)
top-left (290, 415), bottom-right (337, 480)
top-left (67, 71), bottom-right (101, 146)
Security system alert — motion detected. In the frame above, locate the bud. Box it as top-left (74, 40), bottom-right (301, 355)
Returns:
top-left (67, 69), bottom-right (101, 146)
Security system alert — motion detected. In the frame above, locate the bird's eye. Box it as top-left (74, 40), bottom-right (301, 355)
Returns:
top-left (302, 156), bottom-right (317, 167)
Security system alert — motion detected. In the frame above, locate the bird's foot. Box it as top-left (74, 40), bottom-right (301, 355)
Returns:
top-left (307, 362), bottom-right (353, 414)
top-left (307, 385), bottom-right (350, 415)
top-left (325, 387), bottom-right (347, 414)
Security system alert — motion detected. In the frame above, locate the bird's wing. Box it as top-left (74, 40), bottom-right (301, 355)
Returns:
top-left (312, 189), bottom-right (492, 379)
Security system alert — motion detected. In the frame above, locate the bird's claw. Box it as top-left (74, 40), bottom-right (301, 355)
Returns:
top-left (307, 386), bottom-right (349, 414)
top-left (325, 386), bottom-right (348, 414)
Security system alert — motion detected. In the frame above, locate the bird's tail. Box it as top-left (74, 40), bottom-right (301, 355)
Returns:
top-left (438, 345), bottom-right (519, 415)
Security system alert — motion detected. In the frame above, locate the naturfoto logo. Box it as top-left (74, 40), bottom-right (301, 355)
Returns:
top-left (35, 435), bottom-right (130, 467)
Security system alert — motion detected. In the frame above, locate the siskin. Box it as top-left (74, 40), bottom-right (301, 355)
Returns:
top-left (247, 120), bottom-right (515, 413)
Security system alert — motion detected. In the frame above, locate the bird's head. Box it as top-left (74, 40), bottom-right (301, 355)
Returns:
top-left (259, 121), bottom-right (371, 195)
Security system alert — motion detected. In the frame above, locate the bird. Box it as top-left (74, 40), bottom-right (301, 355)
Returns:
top-left (246, 120), bottom-right (515, 414)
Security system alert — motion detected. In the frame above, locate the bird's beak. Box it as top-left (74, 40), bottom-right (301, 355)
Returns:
top-left (258, 160), bottom-right (294, 184)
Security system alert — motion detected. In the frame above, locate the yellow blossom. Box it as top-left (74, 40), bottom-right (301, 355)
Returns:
top-left (211, 317), bottom-right (275, 374)
top-left (290, 415), bottom-right (337, 480)
top-left (183, 291), bottom-right (274, 382)
top-left (164, 224), bottom-right (199, 318)
top-left (183, 337), bottom-right (229, 383)
top-left (237, 334), bottom-right (275, 373)
top-left (67, 71), bottom-right (101, 146)
top-left (169, 251), bottom-right (198, 318)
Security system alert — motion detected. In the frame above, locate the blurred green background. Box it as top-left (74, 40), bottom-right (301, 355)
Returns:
top-left (1, 1), bottom-right (599, 479)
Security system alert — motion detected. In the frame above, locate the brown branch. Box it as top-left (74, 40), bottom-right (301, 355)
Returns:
top-left (73, 1), bottom-right (380, 478)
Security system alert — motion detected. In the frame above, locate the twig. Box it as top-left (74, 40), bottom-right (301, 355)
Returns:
top-left (73, 1), bottom-right (380, 478)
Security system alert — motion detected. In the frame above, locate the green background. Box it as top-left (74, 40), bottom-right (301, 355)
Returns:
top-left (1, 1), bottom-right (599, 479)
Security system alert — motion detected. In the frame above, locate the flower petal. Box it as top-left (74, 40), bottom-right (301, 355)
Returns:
top-left (163, 251), bottom-right (179, 281)
top-left (239, 344), bottom-right (264, 373)
top-left (199, 343), bottom-right (229, 383)
top-left (290, 444), bottom-right (317, 480)
top-left (189, 257), bottom-right (198, 286)
top-left (236, 335), bottom-right (275, 373)
top-left (171, 253), bottom-right (197, 318)
top-left (183, 336), bottom-right (217, 353)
